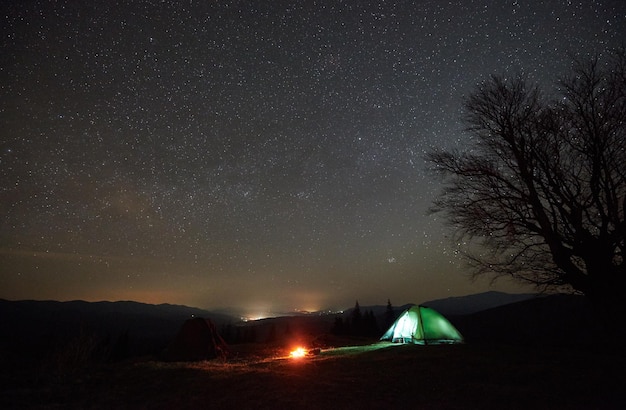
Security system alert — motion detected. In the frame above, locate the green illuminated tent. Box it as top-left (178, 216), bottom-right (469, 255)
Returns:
top-left (380, 305), bottom-right (464, 344)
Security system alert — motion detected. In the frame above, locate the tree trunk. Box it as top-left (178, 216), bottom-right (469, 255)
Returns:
top-left (585, 270), bottom-right (626, 343)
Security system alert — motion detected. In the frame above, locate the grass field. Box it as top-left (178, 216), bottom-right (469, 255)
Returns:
top-left (3, 341), bottom-right (625, 409)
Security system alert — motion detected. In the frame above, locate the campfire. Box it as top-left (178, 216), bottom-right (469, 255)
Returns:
top-left (289, 347), bottom-right (307, 359)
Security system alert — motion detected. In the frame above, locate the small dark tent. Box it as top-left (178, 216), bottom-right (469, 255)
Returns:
top-left (162, 318), bottom-right (229, 361)
top-left (380, 305), bottom-right (464, 345)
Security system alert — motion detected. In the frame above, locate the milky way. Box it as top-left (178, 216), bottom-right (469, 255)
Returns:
top-left (1, 0), bottom-right (624, 313)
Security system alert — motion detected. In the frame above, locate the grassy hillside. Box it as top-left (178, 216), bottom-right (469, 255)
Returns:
top-left (2, 342), bottom-right (624, 409)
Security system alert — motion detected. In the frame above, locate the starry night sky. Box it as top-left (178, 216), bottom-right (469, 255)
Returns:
top-left (1, 0), bottom-right (625, 315)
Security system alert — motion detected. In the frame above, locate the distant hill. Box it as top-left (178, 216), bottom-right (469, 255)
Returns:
top-left (0, 299), bottom-right (236, 359)
top-left (338, 292), bottom-right (538, 323)
top-left (450, 293), bottom-right (602, 346)
top-left (421, 291), bottom-right (538, 315)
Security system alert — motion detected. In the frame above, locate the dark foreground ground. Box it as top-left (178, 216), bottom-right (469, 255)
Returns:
top-left (2, 342), bottom-right (625, 409)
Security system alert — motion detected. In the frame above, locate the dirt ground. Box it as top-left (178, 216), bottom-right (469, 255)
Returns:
top-left (2, 342), bottom-right (625, 409)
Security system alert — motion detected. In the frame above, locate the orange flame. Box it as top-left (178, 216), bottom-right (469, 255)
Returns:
top-left (289, 347), bottom-right (307, 359)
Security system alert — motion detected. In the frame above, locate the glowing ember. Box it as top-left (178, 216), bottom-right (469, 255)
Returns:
top-left (289, 347), bottom-right (307, 359)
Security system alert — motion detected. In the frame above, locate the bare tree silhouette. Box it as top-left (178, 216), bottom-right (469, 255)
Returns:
top-left (428, 49), bottom-right (626, 337)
